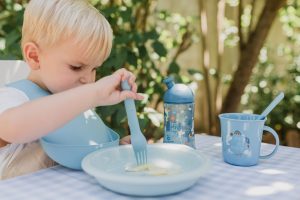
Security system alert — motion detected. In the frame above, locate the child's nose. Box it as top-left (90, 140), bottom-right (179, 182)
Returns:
top-left (79, 73), bottom-right (95, 84)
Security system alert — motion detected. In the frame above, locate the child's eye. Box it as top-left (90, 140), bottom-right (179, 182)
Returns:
top-left (70, 65), bottom-right (82, 71)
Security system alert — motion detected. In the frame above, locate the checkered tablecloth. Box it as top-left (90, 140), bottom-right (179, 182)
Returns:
top-left (0, 134), bottom-right (299, 200)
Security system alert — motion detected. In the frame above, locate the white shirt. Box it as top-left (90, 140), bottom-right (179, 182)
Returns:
top-left (0, 87), bottom-right (55, 180)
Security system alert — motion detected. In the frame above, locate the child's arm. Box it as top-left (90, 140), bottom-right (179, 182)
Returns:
top-left (0, 68), bottom-right (143, 144)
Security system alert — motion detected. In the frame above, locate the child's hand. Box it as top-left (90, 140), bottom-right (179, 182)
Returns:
top-left (94, 68), bottom-right (143, 106)
top-left (120, 135), bottom-right (131, 145)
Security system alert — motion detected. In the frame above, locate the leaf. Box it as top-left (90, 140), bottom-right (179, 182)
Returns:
top-left (127, 51), bottom-right (138, 67)
top-left (101, 56), bottom-right (117, 69)
top-left (151, 41), bottom-right (167, 57)
top-left (139, 117), bottom-right (150, 132)
top-left (5, 30), bottom-right (20, 46)
top-left (138, 45), bottom-right (147, 58)
top-left (144, 29), bottom-right (159, 40)
top-left (114, 48), bottom-right (128, 68)
top-left (116, 107), bottom-right (126, 124)
top-left (132, 32), bottom-right (144, 43)
top-left (120, 9), bottom-right (132, 23)
top-left (98, 106), bottom-right (118, 119)
top-left (102, 6), bottom-right (118, 17)
top-left (187, 69), bottom-right (202, 75)
top-left (167, 61), bottom-right (180, 74)
top-left (114, 32), bottom-right (131, 44)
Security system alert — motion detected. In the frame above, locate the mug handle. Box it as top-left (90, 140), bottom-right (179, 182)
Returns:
top-left (259, 126), bottom-right (279, 159)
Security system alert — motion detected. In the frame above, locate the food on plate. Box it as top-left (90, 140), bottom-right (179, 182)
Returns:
top-left (125, 163), bottom-right (181, 176)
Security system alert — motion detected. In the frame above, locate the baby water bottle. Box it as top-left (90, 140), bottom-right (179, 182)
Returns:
top-left (163, 77), bottom-right (195, 148)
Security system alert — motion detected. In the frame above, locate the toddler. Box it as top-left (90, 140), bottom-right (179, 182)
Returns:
top-left (0, 0), bottom-right (143, 179)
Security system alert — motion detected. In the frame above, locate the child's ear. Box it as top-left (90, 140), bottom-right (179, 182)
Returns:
top-left (23, 42), bottom-right (41, 70)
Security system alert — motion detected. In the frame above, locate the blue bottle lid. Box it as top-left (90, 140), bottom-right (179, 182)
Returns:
top-left (163, 77), bottom-right (194, 104)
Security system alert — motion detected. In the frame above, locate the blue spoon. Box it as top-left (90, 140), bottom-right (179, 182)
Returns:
top-left (258, 92), bottom-right (284, 120)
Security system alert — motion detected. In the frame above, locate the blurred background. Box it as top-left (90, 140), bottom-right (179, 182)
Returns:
top-left (0, 0), bottom-right (299, 147)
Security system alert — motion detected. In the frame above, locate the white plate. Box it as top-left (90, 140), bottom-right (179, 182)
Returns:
top-left (82, 143), bottom-right (211, 196)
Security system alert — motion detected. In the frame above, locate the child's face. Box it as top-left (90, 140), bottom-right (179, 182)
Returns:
top-left (37, 39), bottom-right (100, 93)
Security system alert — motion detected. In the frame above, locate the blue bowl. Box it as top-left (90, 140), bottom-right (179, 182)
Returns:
top-left (40, 128), bottom-right (120, 170)
top-left (43, 110), bottom-right (111, 145)
top-left (82, 144), bottom-right (211, 196)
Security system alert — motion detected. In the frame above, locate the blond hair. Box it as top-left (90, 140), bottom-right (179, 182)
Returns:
top-left (21, 0), bottom-right (113, 65)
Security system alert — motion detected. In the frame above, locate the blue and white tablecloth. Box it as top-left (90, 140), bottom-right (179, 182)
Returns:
top-left (0, 134), bottom-right (299, 200)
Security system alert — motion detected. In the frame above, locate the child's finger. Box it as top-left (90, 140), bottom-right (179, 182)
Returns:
top-left (135, 93), bottom-right (144, 100)
top-left (129, 74), bottom-right (136, 85)
top-left (121, 91), bottom-right (144, 101)
top-left (120, 91), bottom-right (137, 100)
top-left (115, 68), bottom-right (128, 81)
top-left (131, 83), bottom-right (137, 93)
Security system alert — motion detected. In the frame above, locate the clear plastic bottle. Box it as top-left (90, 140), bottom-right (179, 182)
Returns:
top-left (163, 77), bottom-right (195, 148)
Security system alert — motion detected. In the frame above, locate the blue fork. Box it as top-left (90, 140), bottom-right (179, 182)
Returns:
top-left (121, 80), bottom-right (148, 166)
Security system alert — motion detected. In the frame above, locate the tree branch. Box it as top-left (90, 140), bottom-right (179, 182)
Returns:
top-left (248, 0), bottom-right (256, 37)
top-left (221, 0), bottom-right (287, 113)
top-left (135, 0), bottom-right (152, 32)
top-left (212, 0), bottom-right (225, 135)
top-left (238, 0), bottom-right (244, 50)
top-left (198, 0), bottom-right (213, 132)
top-left (172, 27), bottom-right (193, 61)
top-left (214, 0), bottom-right (225, 115)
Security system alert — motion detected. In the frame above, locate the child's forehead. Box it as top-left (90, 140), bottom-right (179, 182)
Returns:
top-left (67, 54), bottom-right (102, 68)
top-left (52, 38), bottom-right (103, 67)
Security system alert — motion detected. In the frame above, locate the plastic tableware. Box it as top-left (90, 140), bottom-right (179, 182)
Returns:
top-left (40, 128), bottom-right (119, 170)
top-left (82, 143), bottom-right (211, 196)
top-left (121, 80), bottom-right (148, 165)
top-left (258, 92), bottom-right (284, 120)
top-left (219, 113), bottom-right (279, 166)
top-left (43, 109), bottom-right (112, 145)
top-left (163, 77), bottom-right (195, 148)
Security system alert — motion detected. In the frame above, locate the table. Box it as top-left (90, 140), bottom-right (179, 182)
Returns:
top-left (0, 134), bottom-right (299, 200)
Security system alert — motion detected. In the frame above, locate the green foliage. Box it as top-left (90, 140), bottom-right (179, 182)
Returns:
top-left (0, 1), bottom-right (25, 59)
top-left (241, 1), bottom-right (300, 143)
top-left (92, 0), bottom-right (196, 139)
top-left (0, 0), bottom-right (196, 140)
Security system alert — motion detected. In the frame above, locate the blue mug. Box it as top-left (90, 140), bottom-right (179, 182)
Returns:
top-left (219, 113), bottom-right (279, 166)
